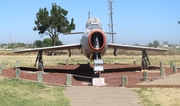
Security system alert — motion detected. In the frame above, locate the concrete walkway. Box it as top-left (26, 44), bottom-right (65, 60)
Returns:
top-left (64, 71), bottom-right (180, 106)
top-left (64, 86), bottom-right (142, 106)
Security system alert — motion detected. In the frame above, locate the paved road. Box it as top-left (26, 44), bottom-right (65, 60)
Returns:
top-left (65, 86), bottom-right (142, 106)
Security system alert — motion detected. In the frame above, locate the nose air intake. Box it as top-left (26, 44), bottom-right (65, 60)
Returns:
top-left (88, 30), bottom-right (106, 52)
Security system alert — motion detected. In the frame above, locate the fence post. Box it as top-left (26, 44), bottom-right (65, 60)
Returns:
top-left (173, 66), bottom-right (177, 74)
top-left (1, 62), bottom-right (4, 69)
top-left (133, 61), bottom-right (137, 65)
top-left (43, 60), bottom-right (45, 67)
top-left (0, 67), bottom-right (2, 75)
top-left (66, 74), bottom-right (72, 86)
top-left (121, 76), bottom-right (128, 87)
top-left (143, 71), bottom-right (148, 82)
top-left (159, 61), bottom-right (163, 67)
top-left (160, 67), bottom-right (165, 77)
top-left (16, 61), bottom-right (20, 68)
top-left (66, 59), bottom-right (68, 65)
top-left (170, 61), bottom-right (174, 69)
top-left (0, 62), bottom-right (4, 75)
top-left (16, 68), bottom-right (20, 79)
top-left (37, 71), bottom-right (43, 82)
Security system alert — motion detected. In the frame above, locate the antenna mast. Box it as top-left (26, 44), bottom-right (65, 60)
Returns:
top-left (88, 11), bottom-right (90, 19)
top-left (107, 0), bottom-right (115, 43)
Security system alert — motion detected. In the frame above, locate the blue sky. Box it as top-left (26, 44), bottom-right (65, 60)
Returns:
top-left (0, 0), bottom-right (180, 45)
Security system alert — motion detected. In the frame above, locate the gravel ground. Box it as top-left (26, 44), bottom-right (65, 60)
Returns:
top-left (0, 64), bottom-right (178, 87)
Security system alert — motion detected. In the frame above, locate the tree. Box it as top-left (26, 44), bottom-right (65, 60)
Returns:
top-left (16, 43), bottom-right (26, 47)
top-left (134, 43), bottom-right (139, 46)
top-left (34, 37), bottom-right (63, 48)
top-left (8, 43), bottom-right (14, 49)
top-left (148, 43), bottom-right (154, 47)
top-left (34, 40), bottom-right (43, 48)
top-left (42, 38), bottom-right (52, 47)
top-left (33, 3), bottom-right (75, 46)
top-left (163, 41), bottom-right (168, 45)
top-left (153, 40), bottom-right (159, 48)
top-left (55, 36), bottom-right (63, 45)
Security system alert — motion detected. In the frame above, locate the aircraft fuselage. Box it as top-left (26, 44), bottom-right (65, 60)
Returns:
top-left (81, 17), bottom-right (108, 60)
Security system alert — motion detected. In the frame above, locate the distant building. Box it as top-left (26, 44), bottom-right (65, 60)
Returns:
top-left (175, 46), bottom-right (179, 48)
top-left (163, 45), bottom-right (169, 47)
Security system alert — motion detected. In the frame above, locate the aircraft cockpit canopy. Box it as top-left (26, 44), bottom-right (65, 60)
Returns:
top-left (86, 17), bottom-right (102, 28)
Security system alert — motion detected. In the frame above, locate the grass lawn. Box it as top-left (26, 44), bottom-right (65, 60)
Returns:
top-left (1, 55), bottom-right (180, 68)
top-left (0, 77), bottom-right (70, 106)
top-left (134, 88), bottom-right (180, 106)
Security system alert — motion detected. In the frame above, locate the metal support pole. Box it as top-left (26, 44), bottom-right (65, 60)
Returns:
top-left (107, 0), bottom-right (115, 43)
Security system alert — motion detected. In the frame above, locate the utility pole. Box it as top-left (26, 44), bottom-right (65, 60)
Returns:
top-left (107, 0), bottom-right (115, 43)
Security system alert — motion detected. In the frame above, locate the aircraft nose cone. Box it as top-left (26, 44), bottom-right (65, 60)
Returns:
top-left (95, 37), bottom-right (100, 48)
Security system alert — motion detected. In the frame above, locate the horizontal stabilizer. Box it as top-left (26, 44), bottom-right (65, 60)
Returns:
top-left (63, 32), bottom-right (83, 35)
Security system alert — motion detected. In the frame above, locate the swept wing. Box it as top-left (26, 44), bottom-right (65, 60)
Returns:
top-left (14, 43), bottom-right (81, 53)
top-left (108, 43), bottom-right (168, 52)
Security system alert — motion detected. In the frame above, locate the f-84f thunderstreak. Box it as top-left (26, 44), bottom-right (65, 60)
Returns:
top-left (15, 16), bottom-right (168, 77)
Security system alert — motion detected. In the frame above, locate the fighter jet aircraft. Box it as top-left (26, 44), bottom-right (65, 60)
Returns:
top-left (14, 16), bottom-right (168, 77)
